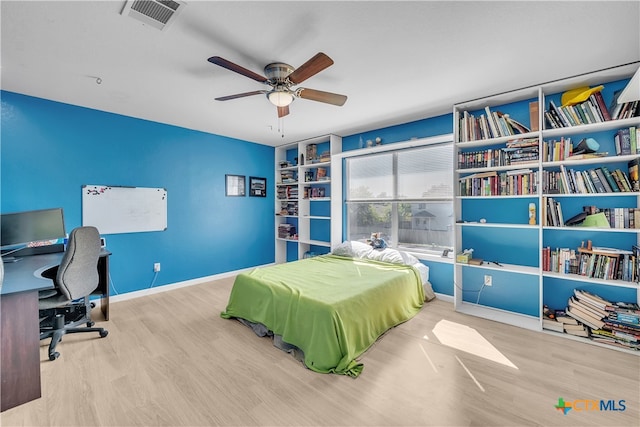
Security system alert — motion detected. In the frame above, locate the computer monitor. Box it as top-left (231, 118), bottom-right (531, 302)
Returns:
top-left (1, 208), bottom-right (66, 248)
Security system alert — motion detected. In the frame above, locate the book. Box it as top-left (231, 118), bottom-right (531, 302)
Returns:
top-left (565, 152), bottom-right (608, 161)
top-left (543, 318), bottom-right (564, 333)
top-left (592, 91), bottom-right (612, 121)
top-left (502, 113), bottom-right (530, 134)
top-left (554, 310), bottom-right (579, 324)
top-left (567, 303), bottom-right (605, 330)
top-left (574, 289), bottom-right (611, 313)
top-left (600, 166), bottom-right (621, 192)
top-left (485, 106), bottom-right (500, 137)
top-left (615, 128), bottom-right (632, 155)
top-left (549, 100), bottom-right (570, 127)
top-left (564, 323), bottom-right (589, 337)
top-left (570, 294), bottom-right (607, 319)
top-left (594, 168), bottom-right (613, 193)
top-left (587, 169), bottom-right (607, 193)
top-left (627, 158), bottom-right (640, 191)
top-left (529, 101), bottom-right (539, 131)
top-left (613, 168), bottom-right (632, 192)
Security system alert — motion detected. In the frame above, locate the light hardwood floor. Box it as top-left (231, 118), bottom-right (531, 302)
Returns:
top-left (2, 275), bottom-right (639, 426)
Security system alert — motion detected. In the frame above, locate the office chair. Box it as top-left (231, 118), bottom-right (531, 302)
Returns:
top-left (39, 226), bottom-right (108, 360)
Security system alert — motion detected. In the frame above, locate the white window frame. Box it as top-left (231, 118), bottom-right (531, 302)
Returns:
top-left (331, 134), bottom-right (454, 259)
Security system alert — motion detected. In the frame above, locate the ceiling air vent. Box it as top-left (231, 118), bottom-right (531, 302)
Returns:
top-left (121, 0), bottom-right (185, 31)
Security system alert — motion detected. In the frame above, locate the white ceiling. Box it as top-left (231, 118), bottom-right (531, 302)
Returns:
top-left (2, 1), bottom-right (639, 147)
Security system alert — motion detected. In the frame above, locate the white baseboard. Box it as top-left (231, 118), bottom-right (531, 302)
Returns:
top-left (434, 292), bottom-right (454, 303)
top-left (93, 263), bottom-right (274, 308)
top-left (93, 264), bottom-right (447, 310)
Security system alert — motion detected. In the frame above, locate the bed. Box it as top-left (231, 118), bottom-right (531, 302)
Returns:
top-left (220, 241), bottom-right (435, 377)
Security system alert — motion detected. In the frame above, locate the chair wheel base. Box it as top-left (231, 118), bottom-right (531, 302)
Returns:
top-left (49, 352), bottom-right (60, 361)
top-left (100, 330), bottom-right (108, 338)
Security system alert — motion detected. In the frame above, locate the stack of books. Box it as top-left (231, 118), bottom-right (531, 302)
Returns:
top-left (543, 306), bottom-right (589, 336)
top-left (566, 289), bottom-right (640, 351)
top-left (319, 151), bottom-right (331, 163)
top-left (279, 170), bottom-right (297, 184)
top-left (277, 223), bottom-right (296, 239)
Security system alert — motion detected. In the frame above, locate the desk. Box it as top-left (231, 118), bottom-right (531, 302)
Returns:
top-left (0, 250), bottom-right (110, 412)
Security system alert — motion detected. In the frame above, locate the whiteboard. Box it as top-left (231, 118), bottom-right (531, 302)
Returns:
top-left (82, 185), bottom-right (167, 234)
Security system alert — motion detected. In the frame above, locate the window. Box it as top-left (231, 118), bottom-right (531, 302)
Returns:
top-left (345, 143), bottom-right (453, 255)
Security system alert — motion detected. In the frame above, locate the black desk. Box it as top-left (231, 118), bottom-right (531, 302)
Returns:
top-left (0, 250), bottom-right (110, 412)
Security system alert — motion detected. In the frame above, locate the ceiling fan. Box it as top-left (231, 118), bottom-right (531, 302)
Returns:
top-left (207, 52), bottom-right (347, 118)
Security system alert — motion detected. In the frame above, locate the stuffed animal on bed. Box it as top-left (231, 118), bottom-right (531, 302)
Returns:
top-left (369, 232), bottom-right (387, 249)
top-left (371, 237), bottom-right (387, 249)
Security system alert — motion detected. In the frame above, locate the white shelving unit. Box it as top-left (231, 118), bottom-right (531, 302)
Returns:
top-left (275, 134), bottom-right (342, 263)
top-left (453, 62), bottom-right (640, 347)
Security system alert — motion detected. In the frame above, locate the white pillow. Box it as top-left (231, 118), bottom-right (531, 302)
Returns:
top-left (332, 241), bottom-right (434, 301)
top-left (332, 240), bottom-right (372, 258)
top-left (333, 242), bottom-right (420, 270)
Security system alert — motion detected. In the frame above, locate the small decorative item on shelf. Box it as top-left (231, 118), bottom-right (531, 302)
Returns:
top-left (306, 144), bottom-right (317, 162)
top-left (456, 248), bottom-right (474, 264)
top-left (529, 203), bottom-right (536, 225)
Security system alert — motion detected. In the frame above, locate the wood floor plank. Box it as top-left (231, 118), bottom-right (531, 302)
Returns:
top-left (1, 275), bottom-right (638, 426)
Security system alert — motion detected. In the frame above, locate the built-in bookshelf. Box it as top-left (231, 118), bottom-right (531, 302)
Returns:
top-left (274, 135), bottom-right (342, 263)
top-left (453, 62), bottom-right (640, 352)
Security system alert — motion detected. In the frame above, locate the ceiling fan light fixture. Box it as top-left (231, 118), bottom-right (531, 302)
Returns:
top-left (267, 90), bottom-right (294, 107)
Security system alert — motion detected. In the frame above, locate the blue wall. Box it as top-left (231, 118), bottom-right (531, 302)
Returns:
top-left (2, 92), bottom-right (456, 298)
top-left (1, 91), bottom-right (275, 295)
top-left (342, 113), bottom-right (453, 152)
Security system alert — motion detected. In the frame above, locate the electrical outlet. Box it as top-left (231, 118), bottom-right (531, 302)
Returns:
top-left (154, 262), bottom-right (161, 272)
top-left (484, 275), bottom-right (492, 286)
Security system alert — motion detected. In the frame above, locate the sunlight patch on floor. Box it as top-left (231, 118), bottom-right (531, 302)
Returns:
top-left (431, 319), bottom-right (518, 369)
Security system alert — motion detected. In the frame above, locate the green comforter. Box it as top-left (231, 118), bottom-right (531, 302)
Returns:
top-left (220, 255), bottom-right (424, 377)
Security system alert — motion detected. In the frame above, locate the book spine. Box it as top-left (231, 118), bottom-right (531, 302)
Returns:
top-left (601, 167), bottom-right (621, 192)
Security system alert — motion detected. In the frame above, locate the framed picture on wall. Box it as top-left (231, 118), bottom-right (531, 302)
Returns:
top-left (225, 174), bottom-right (246, 197)
top-left (249, 176), bottom-right (267, 197)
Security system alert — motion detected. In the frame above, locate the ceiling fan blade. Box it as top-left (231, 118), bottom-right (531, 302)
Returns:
top-left (297, 88), bottom-right (347, 106)
top-left (207, 56), bottom-right (268, 83)
top-left (277, 105), bottom-right (290, 118)
top-left (215, 90), bottom-right (265, 101)
top-left (287, 52), bottom-right (334, 85)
